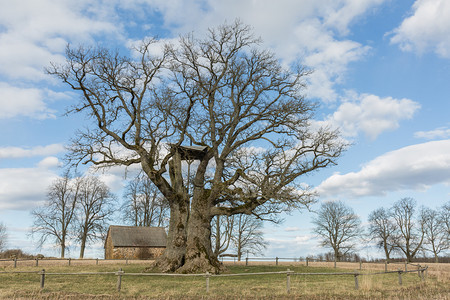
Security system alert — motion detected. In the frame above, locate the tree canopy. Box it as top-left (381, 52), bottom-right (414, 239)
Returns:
top-left (48, 20), bottom-right (346, 273)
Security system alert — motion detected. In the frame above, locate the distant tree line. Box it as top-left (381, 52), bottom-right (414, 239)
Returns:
top-left (24, 167), bottom-right (450, 262)
top-left (311, 198), bottom-right (450, 263)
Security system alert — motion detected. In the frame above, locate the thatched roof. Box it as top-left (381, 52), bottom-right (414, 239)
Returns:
top-left (106, 226), bottom-right (167, 248)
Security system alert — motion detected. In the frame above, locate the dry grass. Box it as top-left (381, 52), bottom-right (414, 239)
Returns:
top-left (0, 260), bottom-right (448, 299)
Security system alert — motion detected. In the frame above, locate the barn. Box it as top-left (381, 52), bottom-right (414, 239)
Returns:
top-left (104, 226), bottom-right (167, 259)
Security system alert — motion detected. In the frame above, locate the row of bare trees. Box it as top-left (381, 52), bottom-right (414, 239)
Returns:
top-left (312, 198), bottom-right (450, 262)
top-left (368, 197), bottom-right (449, 262)
top-left (31, 173), bottom-right (115, 258)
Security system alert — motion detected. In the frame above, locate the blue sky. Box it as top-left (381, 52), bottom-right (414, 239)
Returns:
top-left (1, 0), bottom-right (449, 259)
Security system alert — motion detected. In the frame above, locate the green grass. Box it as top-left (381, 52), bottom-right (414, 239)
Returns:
top-left (0, 263), bottom-right (448, 299)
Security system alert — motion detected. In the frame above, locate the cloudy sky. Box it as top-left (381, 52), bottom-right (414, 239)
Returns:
top-left (1, 0), bottom-right (449, 259)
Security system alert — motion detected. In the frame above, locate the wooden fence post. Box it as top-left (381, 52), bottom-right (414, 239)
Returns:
top-left (96, 258), bottom-right (99, 265)
top-left (14, 258), bottom-right (17, 268)
top-left (35, 258), bottom-right (39, 267)
top-left (354, 274), bottom-right (359, 290)
top-left (398, 271), bottom-right (402, 286)
top-left (276, 257), bottom-right (279, 266)
top-left (205, 271), bottom-right (210, 293)
top-left (68, 258), bottom-right (71, 266)
top-left (116, 268), bottom-right (123, 292)
top-left (40, 269), bottom-right (45, 289)
top-left (286, 269), bottom-right (291, 294)
top-left (306, 257), bottom-right (308, 267)
top-left (334, 258), bottom-right (336, 269)
top-left (245, 257), bottom-right (248, 266)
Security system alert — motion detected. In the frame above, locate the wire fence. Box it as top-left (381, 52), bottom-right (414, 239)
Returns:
top-left (0, 257), bottom-right (144, 268)
top-left (221, 256), bottom-right (424, 273)
top-left (0, 262), bottom-right (429, 294)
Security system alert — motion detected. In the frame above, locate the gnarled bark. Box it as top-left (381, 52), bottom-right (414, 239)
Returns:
top-left (177, 197), bottom-right (223, 274)
top-left (152, 199), bottom-right (188, 272)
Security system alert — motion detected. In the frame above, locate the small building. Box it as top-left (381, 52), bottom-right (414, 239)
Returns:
top-left (104, 225), bottom-right (167, 259)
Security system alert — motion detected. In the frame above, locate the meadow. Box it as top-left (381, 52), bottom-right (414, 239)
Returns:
top-left (0, 260), bottom-right (448, 299)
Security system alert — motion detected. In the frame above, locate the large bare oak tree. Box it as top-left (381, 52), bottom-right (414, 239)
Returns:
top-left (48, 21), bottom-right (345, 273)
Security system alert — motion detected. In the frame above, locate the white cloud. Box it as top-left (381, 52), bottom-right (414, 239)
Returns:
top-left (126, 0), bottom-right (386, 103)
top-left (390, 0), bottom-right (450, 58)
top-left (0, 158), bottom-right (61, 210)
top-left (0, 0), bottom-right (388, 108)
top-left (317, 140), bottom-right (450, 198)
top-left (0, 83), bottom-right (60, 119)
top-left (414, 126), bottom-right (450, 140)
top-left (265, 234), bottom-right (320, 257)
top-left (284, 227), bottom-right (301, 232)
top-left (37, 157), bottom-right (62, 169)
top-left (0, 0), bottom-right (120, 81)
top-left (316, 92), bottom-right (420, 140)
top-left (0, 144), bottom-right (64, 159)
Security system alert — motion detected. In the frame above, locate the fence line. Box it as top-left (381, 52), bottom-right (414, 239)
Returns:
top-left (1, 265), bottom-right (428, 294)
top-left (1, 256), bottom-right (432, 278)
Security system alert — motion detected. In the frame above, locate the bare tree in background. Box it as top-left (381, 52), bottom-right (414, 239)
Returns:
top-left (420, 207), bottom-right (449, 263)
top-left (232, 214), bottom-right (267, 261)
top-left (32, 174), bottom-right (80, 258)
top-left (0, 223), bottom-right (7, 252)
top-left (48, 20), bottom-right (345, 273)
top-left (211, 215), bottom-right (234, 258)
top-left (76, 176), bottom-right (116, 258)
top-left (211, 214), bottom-right (266, 261)
top-left (442, 202), bottom-right (450, 237)
top-left (390, 198), bottom-right (424, 262)
top-left (122, 175), bottom-right (169, 227)
top-left (313, 201), bottom-right (362, 262)
top-left (368, 207), bottom-right (396, 262)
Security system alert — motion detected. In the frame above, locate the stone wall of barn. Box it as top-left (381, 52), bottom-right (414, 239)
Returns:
top-left (104, 230), bottom-right (166, 259)
top-left (104, 234), bottom-right (114, 259)
top-left (105, 236), bottom-right (165, 259)
top-left (109, 246), bottom-right (165, 259)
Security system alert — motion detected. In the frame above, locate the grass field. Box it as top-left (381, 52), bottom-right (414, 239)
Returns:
top-left (0, 260), bottom-right (448, 299)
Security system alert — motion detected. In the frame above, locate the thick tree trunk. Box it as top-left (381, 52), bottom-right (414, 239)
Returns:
top-left (152, 199), bottom-right (189, 272)
top-left (384, 245), bottom-right (390, 262)
top-left (79, 236), bottom-right (86, 258)
top-left (334, 248), bottom-right (340, 262)
top-left (60, 240), bottom-right (65, 258)
top-left (177, 198), bottom-right (223, 274)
